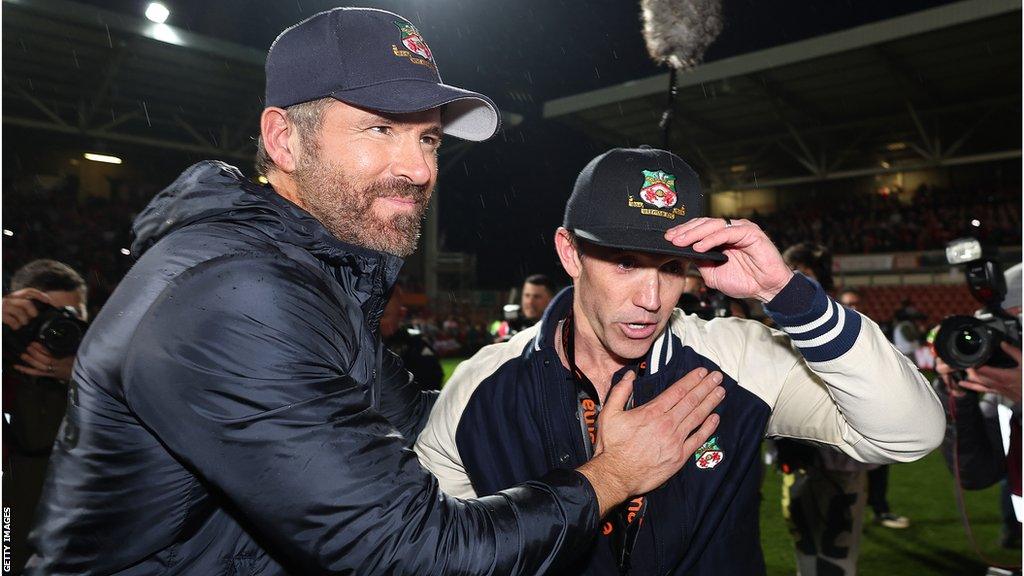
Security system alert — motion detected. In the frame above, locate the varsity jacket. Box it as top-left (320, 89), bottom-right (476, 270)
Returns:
top-left (415, 276), bottom-right (945, 575)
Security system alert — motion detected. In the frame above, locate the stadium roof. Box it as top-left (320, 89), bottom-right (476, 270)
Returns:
top-left (543, 0), bottom-right (1022, 191)
top-left (1, 0), bottom-right (520, 164)
top-left (2, 0), bottom-right (266, 161)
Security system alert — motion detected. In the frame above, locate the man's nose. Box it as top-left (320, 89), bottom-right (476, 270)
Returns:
top-left (634, 271), bottom-right (661, 312)
top-left (391, 138), bottom-right (433, 186)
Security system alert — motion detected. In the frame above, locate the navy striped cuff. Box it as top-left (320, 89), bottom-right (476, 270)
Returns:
top-left (766, 274), bottom-right (862, 362)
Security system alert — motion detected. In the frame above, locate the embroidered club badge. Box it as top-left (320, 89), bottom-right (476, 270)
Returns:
top-left (694, 436), bottom-right (724, 470)
top-left (639, 170), bottom-right (678, 209)
top-left (395, 21), bottom-right (433, 62)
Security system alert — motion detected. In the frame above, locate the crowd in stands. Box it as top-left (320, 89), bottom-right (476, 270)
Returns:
top-left (747, 184), bottom-right (1021, 255)
top-left (4, 177), bottom-right (1019, 358)
top-left (3, 176), bottom-right (154, 319)
top-left (405, 311), bottom-right (493, 358)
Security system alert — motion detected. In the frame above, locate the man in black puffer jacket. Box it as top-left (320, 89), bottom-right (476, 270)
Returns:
top-left (26, 8), bottom-right (725, 575)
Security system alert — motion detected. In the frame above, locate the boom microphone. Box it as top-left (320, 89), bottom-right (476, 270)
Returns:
top-left (640, 0), bottom-right (723, 70)
top-left (640, 0), bottom-right (723, 147)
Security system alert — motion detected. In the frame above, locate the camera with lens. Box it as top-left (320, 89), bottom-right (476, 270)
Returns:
top-left (494, 303), bottom-right (528, 342)
top-left (3, 300), bottom-right (88, 360)
top-left (932, 238), bottom-right (1021, 370)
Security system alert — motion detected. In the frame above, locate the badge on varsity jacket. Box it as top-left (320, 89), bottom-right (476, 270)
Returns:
top-left (694, 436), bottom-right (724, 470)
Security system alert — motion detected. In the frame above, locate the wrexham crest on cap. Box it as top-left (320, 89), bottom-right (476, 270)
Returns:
top-left (639, 170), bottom-right (677, 208)
top-left (694, 436), bottom-right (724, 470)
top-left (393, 21), bottom-right (434, 67)
top-left (626, 169), bottom-right (687, 220)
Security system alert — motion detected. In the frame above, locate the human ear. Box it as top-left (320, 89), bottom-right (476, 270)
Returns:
top-left (260, 107), bottom-right (297, 174)
top-left (555, 228), bottom-right (583, 280)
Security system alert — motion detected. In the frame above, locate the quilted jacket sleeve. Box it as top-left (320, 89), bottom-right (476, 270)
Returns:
top-left (377, 347), bottom-right (439, 446)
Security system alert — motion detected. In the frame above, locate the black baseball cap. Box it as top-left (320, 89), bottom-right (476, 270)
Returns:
top-left (265, 7), bottom-right (499, 142)
top-left (563, 147), bottom-right (727, 262)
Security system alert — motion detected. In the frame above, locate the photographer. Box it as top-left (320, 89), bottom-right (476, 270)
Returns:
top-left (935, 262), bottom-right (1021, 548)
top-left (494, 274), bottom-right (556, 342)
top-left (2, 259), bottom-right (88, 574)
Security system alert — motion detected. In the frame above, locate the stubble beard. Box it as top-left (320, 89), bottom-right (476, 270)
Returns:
top-left (293, 148), bottom-right (431, 258)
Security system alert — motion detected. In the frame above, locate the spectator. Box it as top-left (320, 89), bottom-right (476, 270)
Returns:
top-left (494, 274), bottom-right (556, 341)
top-left (840, 288), bottom-right (912, 530)
top-left (934, 262), bottom-right (1022, 549)
top-left (520, 274), bottom-right (556, 323)
top-left (779, 244), bottom-right (879, 575)
top-left (2, 259), bottom-right (88, 574)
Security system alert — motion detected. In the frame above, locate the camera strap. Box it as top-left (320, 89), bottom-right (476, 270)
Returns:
top-left (561, 311), bottom-right (648, 575)
top-left (948, 391), bottom-right (1022, 571)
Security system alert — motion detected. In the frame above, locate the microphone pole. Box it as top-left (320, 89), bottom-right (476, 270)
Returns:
top-left (659, 68), bottom-right (677, 149)
top-left (640, 0), bottom-right (723, 150)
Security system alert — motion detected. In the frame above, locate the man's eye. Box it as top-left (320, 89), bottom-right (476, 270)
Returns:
top-left (617, 258), bottom-right (637, 271)
top-left (370, 126), bottom-right (392, 135)
top-left (662, 261), bottom-right (684, 275)
top-left (421, 135), bottom-right (441, 148)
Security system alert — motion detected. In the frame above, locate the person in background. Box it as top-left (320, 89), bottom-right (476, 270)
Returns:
top-left (521, 274), bottom-right (556, 323)
top-left (935, 262), bottom-right (1022, 550)
top-left (381, 284), bottom-right (444, 391)
top-left (494, 274), bottom-right (557, 341)
top-left (839, 288), bottom-right (912, 530)
top-left (779, 243), bottom-right (878, 576)
top-left (892, 299), bottom-right (927, 358)
top-left (2, 259), bottom-right (88, 574)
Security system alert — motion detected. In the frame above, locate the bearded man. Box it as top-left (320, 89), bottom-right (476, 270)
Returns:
top-left (26, 8), bottom-right (724, 575)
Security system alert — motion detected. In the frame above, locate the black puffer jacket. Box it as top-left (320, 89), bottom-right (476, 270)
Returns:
top-left (27, 161), bottom-right (597, 575)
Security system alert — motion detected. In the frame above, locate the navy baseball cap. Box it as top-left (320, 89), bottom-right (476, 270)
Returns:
top-left (563, 147), bottom-right (727, 262)
top-left (265, 7), bottom-right (499, 142)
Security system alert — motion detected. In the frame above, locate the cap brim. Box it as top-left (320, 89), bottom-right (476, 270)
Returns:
top-left (574, 227), bottom-right (728, 263)
top-left (331, 79), bottom-right (500, 142)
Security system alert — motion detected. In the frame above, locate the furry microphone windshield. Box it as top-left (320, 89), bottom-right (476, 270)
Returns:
top-left (641, 0), bottom-right (723, 69)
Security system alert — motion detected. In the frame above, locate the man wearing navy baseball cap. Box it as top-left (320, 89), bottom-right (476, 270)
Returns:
top-left (27, 10), bottom-right (718, 576)
top-left (416, 147), bottom-right (945, 575)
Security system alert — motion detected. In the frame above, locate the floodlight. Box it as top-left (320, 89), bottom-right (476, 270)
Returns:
top-left (83, 153), bottom-right (122, 164)
top-left (146, 2), bottom-right (170, 24)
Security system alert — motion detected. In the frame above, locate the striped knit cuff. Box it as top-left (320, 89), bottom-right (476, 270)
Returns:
top-left (766, 273), bottom-right (862, 362)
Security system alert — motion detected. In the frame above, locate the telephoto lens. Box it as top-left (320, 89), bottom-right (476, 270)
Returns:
top-left (933, 315), bottom-right (1014, 370)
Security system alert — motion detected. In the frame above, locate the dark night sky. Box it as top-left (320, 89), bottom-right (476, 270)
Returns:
top-left (78, 0), bottom-right (959, 288)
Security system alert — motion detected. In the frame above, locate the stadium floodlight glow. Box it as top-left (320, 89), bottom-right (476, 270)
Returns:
top-left (150, 23), bottom-right (181, 45)
top-left (729, 164), bottom-right (747, 173)
top-left (971, 219), bottom-right (981, 227)
top-left (885, 142), bottom-right (907, 151)
top-left (880, 161), bottom-right (891, 169)
top-left (145, 2), bottom-right (170, 24)
top-left (3, 229), bottom-right (13, 237)
top-left (121, 248), bottom-right (132, 255)
top-left (84, 153), bottom-right (123, 164)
